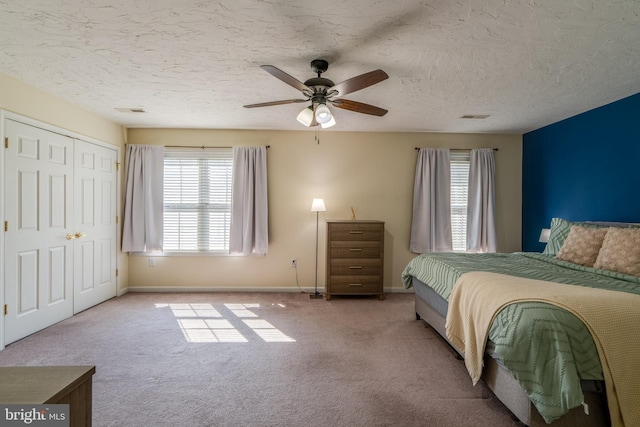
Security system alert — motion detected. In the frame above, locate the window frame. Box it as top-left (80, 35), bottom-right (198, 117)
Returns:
top-left (450, 150), bottom-right (470, 252)
top-left (162, 147), bottom-right (234, 255)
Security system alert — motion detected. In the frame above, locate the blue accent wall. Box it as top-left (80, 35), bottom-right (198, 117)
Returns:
top-left (522, 92), bottom-right (640, 252)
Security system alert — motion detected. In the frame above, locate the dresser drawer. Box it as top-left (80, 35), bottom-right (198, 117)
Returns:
top-left (329, 223), bottom-right (383, 241)
top-left (327, 277), bottom-right (382, 294)
top-left (330, 241), bottom-right (381, 258)
top-left (330, 258), bottom-right (381, 275)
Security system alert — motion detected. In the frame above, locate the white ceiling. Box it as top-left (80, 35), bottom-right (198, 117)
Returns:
top-left (1, 0), bottom-right (639, 134)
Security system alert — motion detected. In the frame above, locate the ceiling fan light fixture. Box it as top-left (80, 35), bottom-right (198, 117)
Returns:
top-left (246, 60), bottom-right (388, 128)
top-left (315, 103), bottom-right (332, 124)
top-left (296, 106), bottom-right (315, 127)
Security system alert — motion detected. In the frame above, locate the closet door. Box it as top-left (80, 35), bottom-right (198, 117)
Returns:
top-left (73, 140), bottom-right (117, 313)
top-left (4, 119), bottom-right (74, 344)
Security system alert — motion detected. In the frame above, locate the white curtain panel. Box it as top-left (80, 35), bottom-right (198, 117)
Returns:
top-left (410, 148), bottom-right (452, 253)
top-left (121, 144), bottom-right (164, 252)
top-left (466, 148), bottom-right (497, 253)
top-left (230, 146), bottom-right (269, 255)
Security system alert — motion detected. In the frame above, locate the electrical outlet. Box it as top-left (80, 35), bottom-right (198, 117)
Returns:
top-left (148, 258), bottom-right (155, 267)
top-left (290, 258), bottom-right (297, 268)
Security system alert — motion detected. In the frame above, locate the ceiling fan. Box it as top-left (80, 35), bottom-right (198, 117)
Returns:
top-left (243, 59), bottom-right (389, 128)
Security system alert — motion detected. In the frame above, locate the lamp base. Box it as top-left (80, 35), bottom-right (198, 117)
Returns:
top-left (309, 292), bottom-right (323, 299)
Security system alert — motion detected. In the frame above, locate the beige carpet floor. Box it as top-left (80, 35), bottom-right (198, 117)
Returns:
top-left (0, 292), bottom-right (522, 426)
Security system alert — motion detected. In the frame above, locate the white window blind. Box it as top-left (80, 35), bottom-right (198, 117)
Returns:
top-left (163, 148), bottom-right (233, 253)
top-left (450, 151), bottom-right (470, 252)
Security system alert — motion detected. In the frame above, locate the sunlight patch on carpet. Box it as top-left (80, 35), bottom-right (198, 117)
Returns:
top-left (156, 303), bottom-right (296, 343)
top-left (242, 319), bottom-right (296, 342)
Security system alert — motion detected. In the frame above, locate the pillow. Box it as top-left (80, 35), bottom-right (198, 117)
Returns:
top-left (543, 218), bottom-right (573, 256)
top-left (542, 217), bottom-right (625, 256)
top-left (556, 225), bottom-right (608, 267)
top-left (594, 227), bottom-right (640, 276)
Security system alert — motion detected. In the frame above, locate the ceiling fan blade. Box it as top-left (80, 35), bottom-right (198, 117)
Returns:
top-left (261, 65), bottom-right (311, 92)
top-left (243, 99), bottom-right (307, 108)
top-left (330, 69), bottom-right (389, 97)
top-left (330, 99), bottom-right (388, 116)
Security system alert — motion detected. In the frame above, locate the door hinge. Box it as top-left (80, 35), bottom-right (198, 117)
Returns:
top-left (4, 304), bottom-right (7, 316)
top-left (115, 162), bottom-right (120, 171)
top-left (116, 269), bottom-right (119, 277)
top-left (115, 216), bottom-right (119, 224)
top-left (4, 221), bottom-right (7, 232)
top-left (4, 137), bottom-right (8, 149)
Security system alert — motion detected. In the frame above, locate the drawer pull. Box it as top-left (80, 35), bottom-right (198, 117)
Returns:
top-left (349, 231), bottom-right (364, 234)
top-left (349, 266), bottom-right (363, 269)
top-left (349, 248), bottom-right (363, 252)
top-left (349, 283), bottom-right (364, 287)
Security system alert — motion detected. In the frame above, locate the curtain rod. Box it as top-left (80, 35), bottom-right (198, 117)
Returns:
top-left (414, 147), bottom-right (498, 151)
top-left (164, 145), bottom-right (270, 149)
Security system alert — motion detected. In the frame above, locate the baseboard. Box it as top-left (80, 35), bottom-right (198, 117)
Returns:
top-left (122, 286), bottom-right (414, 294)
top-left (125, 286), bottom-right (322, 293)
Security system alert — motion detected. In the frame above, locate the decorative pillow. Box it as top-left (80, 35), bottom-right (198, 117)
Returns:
top-left (594, 227), bottom-right (640, 276)
top-left (542, 217), bottom-right (620, 256)
top-left (556, 226), bottom-right (608, 266)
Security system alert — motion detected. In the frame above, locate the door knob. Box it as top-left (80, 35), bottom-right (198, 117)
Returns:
top-left (74, 232), bottom-right (87, 239)
top-left (66, 233), bottom-right (76, 240)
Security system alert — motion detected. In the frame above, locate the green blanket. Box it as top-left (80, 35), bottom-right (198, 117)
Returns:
top-left (401, 252), bottom-right (640, 423)
top-left (401, 252), bottom-right (640, 295)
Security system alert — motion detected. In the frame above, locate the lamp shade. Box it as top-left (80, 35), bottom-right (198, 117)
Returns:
top-left (320, 114), bottom-right (336, 129)
top-left (310, 198), bottom-right (326, 212)
top-left (539, 228), bottom-right (551, 243)
top-left (296, 106), bottom-right (314, 127)
top-left (315, 104), bottom-right (332, 124)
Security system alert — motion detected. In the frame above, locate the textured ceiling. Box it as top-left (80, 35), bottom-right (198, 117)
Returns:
top-left (1, 0), bottom-right (639, 133)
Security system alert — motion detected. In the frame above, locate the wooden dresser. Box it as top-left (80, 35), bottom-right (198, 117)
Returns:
top-left (325, 220), bottom-right (384, 300)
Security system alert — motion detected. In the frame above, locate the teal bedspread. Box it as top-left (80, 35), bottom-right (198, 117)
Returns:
top-left (401, 252), bottom-right (640, 423)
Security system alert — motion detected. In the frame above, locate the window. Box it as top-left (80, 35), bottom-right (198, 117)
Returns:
top-left (163, 148), bottom-right (233, 253)
top-left (450, 151), bottom-right (470, 252)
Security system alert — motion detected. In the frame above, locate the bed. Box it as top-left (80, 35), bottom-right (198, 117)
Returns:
top-left (401, 218), bottom-right (640, 427)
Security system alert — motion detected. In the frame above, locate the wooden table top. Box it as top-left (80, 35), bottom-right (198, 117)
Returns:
top-left (0, 366), bottom-right (96, 404)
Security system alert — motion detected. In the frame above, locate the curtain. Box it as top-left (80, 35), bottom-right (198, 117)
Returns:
top-left (467, 148), bottom-right (497, 253)
top-left (230, 146), bottom-right (269, 255)
top-left (410, 148), bottom-right (452, 253)
top-left (121, 144), bottom-right (164, 252)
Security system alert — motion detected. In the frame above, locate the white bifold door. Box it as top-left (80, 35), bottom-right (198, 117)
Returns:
top-left (3, 119), bottom-right (117, 345)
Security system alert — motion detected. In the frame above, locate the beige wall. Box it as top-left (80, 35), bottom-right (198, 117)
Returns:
top-left (127, 129), bottom-right (522, 292)
top-left (0, 72), bottom-right (522, 293)
top-left (1, 73), bottom-right (125, 146)
top-left (1, 72), bottom-right (129, 291)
